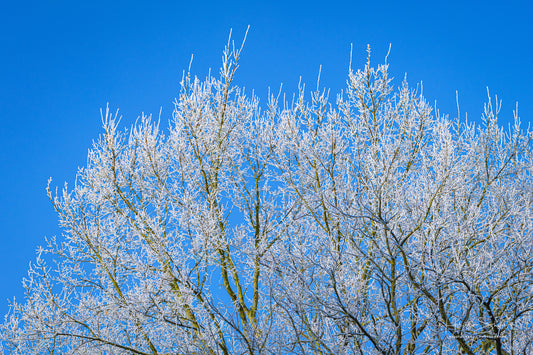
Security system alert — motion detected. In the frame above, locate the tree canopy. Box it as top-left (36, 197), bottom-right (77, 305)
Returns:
top-left (2, 38), bottom-right (533, 355)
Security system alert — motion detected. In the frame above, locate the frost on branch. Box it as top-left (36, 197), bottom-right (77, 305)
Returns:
top-left (2, 39), bottom-right (533, 355)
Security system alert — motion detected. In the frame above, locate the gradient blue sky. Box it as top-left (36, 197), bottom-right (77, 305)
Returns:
top-left (0, 0), bottom-right (532, 316)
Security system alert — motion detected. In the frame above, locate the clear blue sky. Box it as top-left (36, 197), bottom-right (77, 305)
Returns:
top-left (0, 0), bottom-right (532, 316)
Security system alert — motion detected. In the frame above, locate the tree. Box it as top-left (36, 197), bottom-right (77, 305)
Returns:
top-left (2, 35), bottom-right (533, 355)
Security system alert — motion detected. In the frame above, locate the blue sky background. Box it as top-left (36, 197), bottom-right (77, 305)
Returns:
top-left (0, 0), bottom-right (532, 317)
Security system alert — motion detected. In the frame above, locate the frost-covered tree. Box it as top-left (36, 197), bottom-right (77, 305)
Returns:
top-left (2, 35), bottom-right (533, 355)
